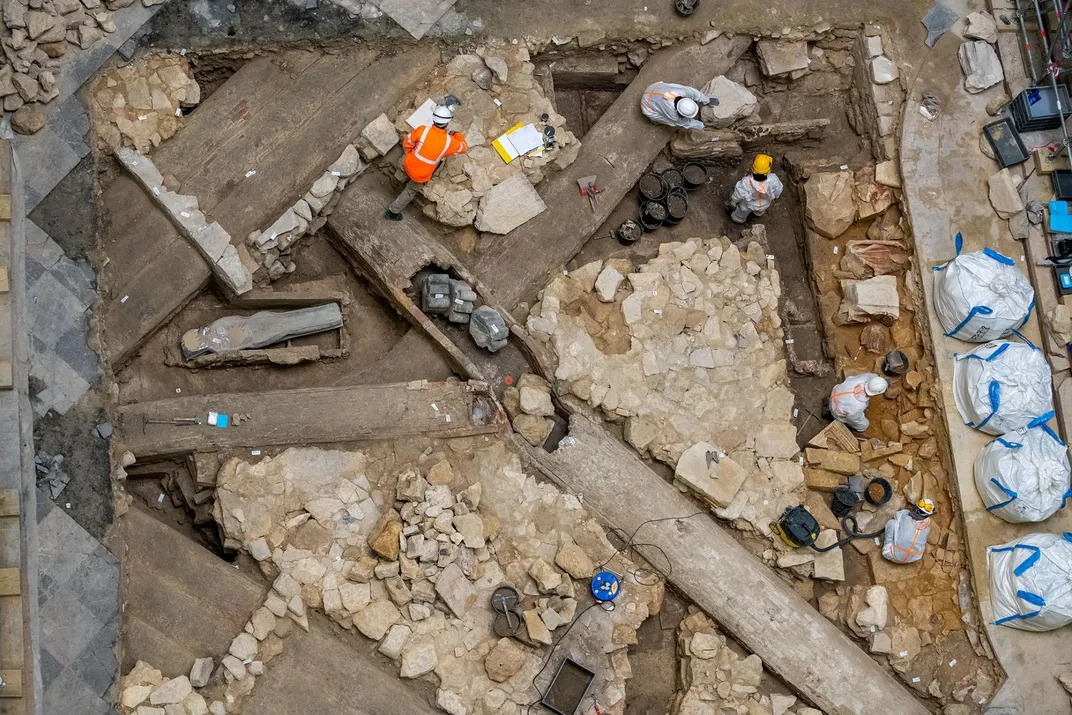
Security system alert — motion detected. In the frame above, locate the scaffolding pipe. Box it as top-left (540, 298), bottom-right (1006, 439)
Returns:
top-left (1030, 0), bottom-right (1072, 165)
top-left (1019, 0), bottom-right (1042, 82)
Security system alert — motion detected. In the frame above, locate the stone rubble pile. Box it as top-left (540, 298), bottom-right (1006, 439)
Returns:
top-left (92, 56), bottom-right (201, 150)
top-left (0, 0), bottom-right (134, 133)
top-left (526, 234), bottom-right (806, 535)
top-left (116, 147), bottom-right (254, 294)
top-left (390, 45), bottom-right (579, 232)
top-left (245, 143), bottom-right (366, 285)
top-left (671, 611), bottom-right (810, 715)
top-left (198, 441), bottom-right (660, 714)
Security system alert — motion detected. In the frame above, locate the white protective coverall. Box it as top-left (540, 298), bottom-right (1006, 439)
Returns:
top-left (729, 173), bottom-right (784, 223)
top-left (881, 509), bottom-right (931, 564)
top-left (829, 372), bottom-right (879, 432)
top-left (640, 81), bottom-right (709, 130)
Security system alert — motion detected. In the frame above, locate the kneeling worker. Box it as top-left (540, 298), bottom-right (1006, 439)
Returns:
top-left (385, 104), bottom-right (468, 221)
top-left (640, 81), bottom-right (715, 130)
top-left (828, 372), bottom-right (888, 432)
top-left (728, 154), bottom-right (784, 223)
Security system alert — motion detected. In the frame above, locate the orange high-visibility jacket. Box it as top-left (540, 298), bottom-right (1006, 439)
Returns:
top-left (402, 125), bottom-right (468, 183)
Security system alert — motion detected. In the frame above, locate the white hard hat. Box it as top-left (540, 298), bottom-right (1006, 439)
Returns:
top-left (432, 104), bottom-right (454, 127)
top-left (865, 376), bottom-right (889, 396)
top-left (675, 97), bottom-right (699, 119)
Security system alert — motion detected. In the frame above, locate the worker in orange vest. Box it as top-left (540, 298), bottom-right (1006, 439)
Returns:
top-left (385, 104), bottom-right (469, 221)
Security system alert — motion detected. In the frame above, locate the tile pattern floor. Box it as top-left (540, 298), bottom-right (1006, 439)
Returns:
top-left (24, 219), bottom-right (99, 417)
top-left (37, 496), bottom-right (119, 715)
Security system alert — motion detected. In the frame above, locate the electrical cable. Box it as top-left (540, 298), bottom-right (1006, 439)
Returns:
top-left (522, 509), bottom-right (710, 714)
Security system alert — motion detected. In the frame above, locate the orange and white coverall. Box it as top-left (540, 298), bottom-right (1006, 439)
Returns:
top-left (829, 372), bottom-right (878, 432)
top-left (388, 125), bottom-right (469, 215)
top-left (881, 509), bottom-right (931, 564)
top-left (729, 172), bottom-right (784, 223)
top-left (639, 81), bottom-right (708, 130)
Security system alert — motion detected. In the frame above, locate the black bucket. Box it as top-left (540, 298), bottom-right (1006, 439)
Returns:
top-left (661, 168), bottom-right (685, 193)
top-left (617, 219), bottom-right (643, 245)
top-left (640, 201), bottom-right (666, 231)
top-left (675, 0), bottom-right (699, 16)
top-left (682, 162), bottom-right (708, 191)
top-left (664, 188), bottom-right (689, 225)
top-left (638, 173), bottom-right (666, 202)
top-left (883, 349), bottom-right (910, 376)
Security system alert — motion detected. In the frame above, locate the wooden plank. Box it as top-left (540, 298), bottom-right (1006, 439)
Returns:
top-left (0, 267), bottom-right (7, 294)
top-left (156, 51), bottom-right (323, 185)
top-left (0, 195), bottom-right (11, 221)
top-left (115, 380), bottom-right (506, 458)
top-left (0, 570), bottom-right (19, 597)
top-left (0, 669), bottom-right (21, 698)
top-left (472, 37), bottom-right (752, 312)
top-left (210, 46), bottom-right (439, 242)
top-left (0, 491), bottom-right (19, 518)
top-left (179, 50), bottom-right (378, 209)
top-left (0, 362), bottom-right (11, 390)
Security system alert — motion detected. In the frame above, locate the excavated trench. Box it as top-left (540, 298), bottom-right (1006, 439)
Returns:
top-left (94, 31), bottom-right (1004, 715)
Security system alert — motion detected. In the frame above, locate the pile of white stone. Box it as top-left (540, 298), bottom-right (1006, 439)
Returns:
top-left (196, 441), bottom-right (660, 714)
top-left (672, 611), bottom-right (815, 715)
top-left (245, 143), bottom-right (366, 285)
top-left (92, 56), bottom-right (201, 150)
top-left (526, 234), bottom-right (805, 533)
top-left (394, 45), bottom-right (578, 233)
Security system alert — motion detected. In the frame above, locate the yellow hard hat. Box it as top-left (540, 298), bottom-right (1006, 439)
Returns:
top-left (752, 154), bottom-right (773, 175)
top-left (917, 498), bottom-right (935, 516)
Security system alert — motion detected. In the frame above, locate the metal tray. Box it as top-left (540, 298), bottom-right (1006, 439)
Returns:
top-left (983, 118), bottom-right (1029, 167)
top-left (541, 658), bottom-right (596, 715)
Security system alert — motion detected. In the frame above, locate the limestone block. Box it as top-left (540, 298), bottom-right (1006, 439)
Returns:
top-left (839, 275), bottom-right (899, 323)
top-left (353, 600), bottom-right (401, 640)
top-left (435, 563), bottom-right (476, 618)
top-left (756, 40), bottom-right (810, 76)
top-left (803, 171), bottom-right (855, 239)
top-left (871, 57), bottom-right (897, 84)
top-left (964, 11), bottom-right (998, 43)
top-left (988, 168), bottom-right (1024, 219)
top-left (958, 41), bottom-right (1003, 93)
top-left (474, 174), bottom-right (547, 234)
top-left (674, 443), bottom-right (748, 507)
top-left (361, 113), bottom-right (399, 155)
top-left (699, 76), bottom-right (757, 128)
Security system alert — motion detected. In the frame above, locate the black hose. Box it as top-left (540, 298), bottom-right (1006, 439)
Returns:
top-left (810, 514), bottom-right (886, 552)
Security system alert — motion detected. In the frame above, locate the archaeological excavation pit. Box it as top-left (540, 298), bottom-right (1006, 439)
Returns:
top-left (9, 3), bottom-right (1064, 715)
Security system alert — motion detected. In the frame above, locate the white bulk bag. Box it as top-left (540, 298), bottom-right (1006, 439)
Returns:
top-left (953, 340), bottom-right (1053, 435)
top-left (933, 240), bottom-right (1034, 342)
top-left (975, 425), bottom-right (1071, 523)
top-left (989, 532), bottom-right (1072, 631)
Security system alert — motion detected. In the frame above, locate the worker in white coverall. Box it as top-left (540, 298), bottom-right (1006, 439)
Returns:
top-left (639, 81), bottom-right (715, 130)
top-left (828, 373), bottom-right (889, 432)
top-left (728, 154), bottom-right (784, 223)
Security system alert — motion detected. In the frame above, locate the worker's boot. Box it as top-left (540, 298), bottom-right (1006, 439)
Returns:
top-left (384, 209), bottom-right (403, 222)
